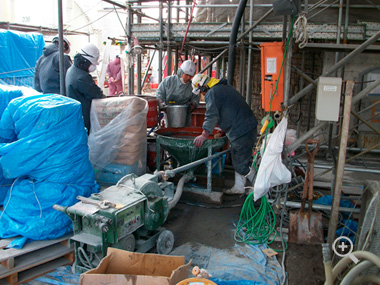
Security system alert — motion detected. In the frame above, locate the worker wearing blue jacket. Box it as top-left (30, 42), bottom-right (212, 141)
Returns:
top-left (34, 35), bottom-right (72, 94)
top-left (66, 43), bottom-right (105, 133)
top-left (192, 74), bottom-right (258, 195)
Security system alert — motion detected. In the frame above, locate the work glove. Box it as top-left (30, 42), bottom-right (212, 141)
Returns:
top-left (189, 102), bottom-right (197, 112)
top-left (214, 129), bottom-right (225, 138)
top-left (193, 130), bottom-right (209, 147)
top-left (158, 99), bottom-right (167, 110)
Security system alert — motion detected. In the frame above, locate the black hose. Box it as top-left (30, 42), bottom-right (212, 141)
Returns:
top-left (227, 0), bottom-right (248, 85)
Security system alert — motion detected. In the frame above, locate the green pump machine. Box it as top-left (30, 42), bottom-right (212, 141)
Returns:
top-left (53, 173), bottom-right (176, 273)
top-left (54, 127), bottom-right (228, 273)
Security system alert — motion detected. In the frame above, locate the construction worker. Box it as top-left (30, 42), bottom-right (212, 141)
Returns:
top-left (192, 74), bottom-right (258, 195)
top-left (156, 60), bottom-right (198, 125)
top-left (106, 55), bottom-right (123, 96)
top-left (66, 43), bottom-right (106, 134)
top-left (34, 35), bottom-right (72, 94)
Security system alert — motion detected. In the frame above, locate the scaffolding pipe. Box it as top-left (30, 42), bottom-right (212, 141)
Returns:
top-left (200, 8), bottom-right (273, 74)
top-left (58, 0), bottom-right (65, 96)
top-left (136, 1), bottom-right (142, 95)
top-left (158, 1), bottom-right (163, 83)
top-left (140, 49), bottom-right (155, 91)
top-left (283, 15), bottom-right (293, 111)
top-left (288, 29), bottom-right (380, 106)
top-left (167, 0), bottom-right (171, 77)
top-left (227, 0), bottom-right (248, 85)
top-left (246, 0), bottom-right (254, 106)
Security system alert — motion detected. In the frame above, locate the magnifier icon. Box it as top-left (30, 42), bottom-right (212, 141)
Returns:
top-left (332, 236), bottom-right (359, 264)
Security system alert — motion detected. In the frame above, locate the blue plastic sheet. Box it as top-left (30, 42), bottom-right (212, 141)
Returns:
top-left (0, 30), bottom-right (44, 87)
top-left (0, 94), bottom-right (99, 240)
top-left (171, 242), bottom-right (282, 285)
top-left (0, 84), bottom-right (31, 204)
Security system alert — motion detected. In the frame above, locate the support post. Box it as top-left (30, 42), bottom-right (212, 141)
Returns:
top-left (327, 80), bottom-right (354, 247)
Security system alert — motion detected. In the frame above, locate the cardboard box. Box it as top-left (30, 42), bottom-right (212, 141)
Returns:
top-left (80, 247), bottom-right (191, 285)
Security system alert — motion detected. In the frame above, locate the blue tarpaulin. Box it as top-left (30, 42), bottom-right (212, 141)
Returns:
top-left (0, 84), bottom-right (32, 204)
top-left (0, 29), bottom-right (44, 87)
top-left (0, 94), bottom-right (99, 240)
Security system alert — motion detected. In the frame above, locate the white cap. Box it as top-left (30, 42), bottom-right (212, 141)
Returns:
top-left (79, 43), bottom-right (100, 65)
top-left (180, 60), bottom-right (196, 77)
top-left (192, 73), bottom-right (209, 95)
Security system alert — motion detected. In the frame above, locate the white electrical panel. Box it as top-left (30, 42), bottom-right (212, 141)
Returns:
top-left (315, 77), bottom-right (342, 121)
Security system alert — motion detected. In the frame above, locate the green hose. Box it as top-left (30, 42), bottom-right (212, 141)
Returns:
top-left (234, 194), bottom-right (287, 251)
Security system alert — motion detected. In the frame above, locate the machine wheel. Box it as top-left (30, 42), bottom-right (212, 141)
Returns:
top-left (114, 234), bottom-right (136, 252)
top-left (156, 230), bottom-right (174, 255)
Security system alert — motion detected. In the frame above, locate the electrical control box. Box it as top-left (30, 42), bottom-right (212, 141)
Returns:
top-left (260, 42), bottom-right (284, 112)
top-left (316, 77), bottom-right (342, 121)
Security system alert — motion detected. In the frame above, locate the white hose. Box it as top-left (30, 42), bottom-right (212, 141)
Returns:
top-left (340, 260), bottom-right (374, 285)
top-left (352, 274), bottom-right (380, 285)
top-left (332, 251), bottom-right (380, 281)
top-left (168, 174), bottom-right (190, 209)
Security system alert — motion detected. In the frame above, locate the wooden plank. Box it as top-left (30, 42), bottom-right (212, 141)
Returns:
top-left (0, 243), bottom-right (73, 278)
top-left (0, 239), bottom-right (16, 250)
top-left (0, 258), bottom-right (14, 270)
top-left (17, 257), bottom-right (72, 285)
top-left (0, 234), bottom-right (72, 263)
top-left (0, 257), bottom-right (71, 285)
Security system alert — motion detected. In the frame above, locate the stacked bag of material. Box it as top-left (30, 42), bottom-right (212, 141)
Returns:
top-left (0, 93), bottom-right (99, 240)
top-left (88, 96), bottom-right (148, 184)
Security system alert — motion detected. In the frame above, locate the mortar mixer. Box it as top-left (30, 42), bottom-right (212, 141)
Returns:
top-left (54, 128), bottom-right (229, 273)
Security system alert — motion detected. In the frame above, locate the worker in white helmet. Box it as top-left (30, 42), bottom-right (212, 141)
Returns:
top-left (192, 74), bottom-right (258, 195)
top-left (34, 35), bottom-right (72, 94)
top-left (66, 43), bottom-right (106, 134)
top-left (155, 59), bottom-right (199, 125)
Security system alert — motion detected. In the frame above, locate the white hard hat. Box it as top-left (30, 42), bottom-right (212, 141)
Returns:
top-left (192, 73), bottom-right (209, 95)
top-left (180, 60), bottom-right (196, 77)
top-left (52, 35), bottom-right (71, 53)
top-left (79, 43), bottom-right (100, 65)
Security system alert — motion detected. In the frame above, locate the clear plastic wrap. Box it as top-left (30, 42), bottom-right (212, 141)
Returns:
top-left (88, 96), bottom-right (148, 184)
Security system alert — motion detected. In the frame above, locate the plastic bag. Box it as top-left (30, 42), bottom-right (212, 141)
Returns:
top-left (254, 118), bottom-right (291, 201)
top-left (88, 96), bottom-right (148, 182)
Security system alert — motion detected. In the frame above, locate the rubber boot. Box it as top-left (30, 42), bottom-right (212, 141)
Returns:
top-left (224, 172), bottom-right (246, 195)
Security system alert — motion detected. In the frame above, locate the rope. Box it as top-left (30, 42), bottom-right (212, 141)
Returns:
top-left (294, 13), bottom-right (308, 49)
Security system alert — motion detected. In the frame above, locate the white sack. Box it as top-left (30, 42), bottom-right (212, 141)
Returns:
top-left (254, 118), bottom-right (291, 201)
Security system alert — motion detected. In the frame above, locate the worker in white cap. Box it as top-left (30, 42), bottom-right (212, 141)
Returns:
top-left (34, 35), bottom-right (72, 94)
top-left (155, 59), bottom-right (199, 125)
top-left (192, 74), bottom-right (258, 195)
top-left (66, 43), bottom-right (105, 133)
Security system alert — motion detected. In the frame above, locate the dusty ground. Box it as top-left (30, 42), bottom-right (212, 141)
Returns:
top-left (163, 173), bottom-right (326, 285)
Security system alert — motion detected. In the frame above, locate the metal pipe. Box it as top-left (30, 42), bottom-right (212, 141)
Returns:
top-left (136, 1), bottom-right (142, 95)
top-left (239, 18), bottom-right (246, 95)
top-left (127, 6), bottom-right (134, 94)
top-left (289, 29), bottom-right (380, 106)
top-left (58, 0), bottom-right (65, 95)
top-left (200, 8), bottom-right (273, 74)
top-left (245, 0), bottom-right (254, 106)
top-left (158, 1), bottom-right (163, 83)
top-left (168, 149), bottom-right (231, 176)
top-left (166, 0), bottom-right (171, 77)
top-left (293, 162), bottom-right (380, 174)
top-left (283, 15), bottom-right (293, 112)
top-left (343, 0), bottom-right (350, 44)
top-left (140, 49), bottom-right (155, 91)
top-left (334, 0), bottom-right (343, 76)
top-left (327, 81), bottom-right (354, 247)
top-left (268, 199), bottom-right (360, 214)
